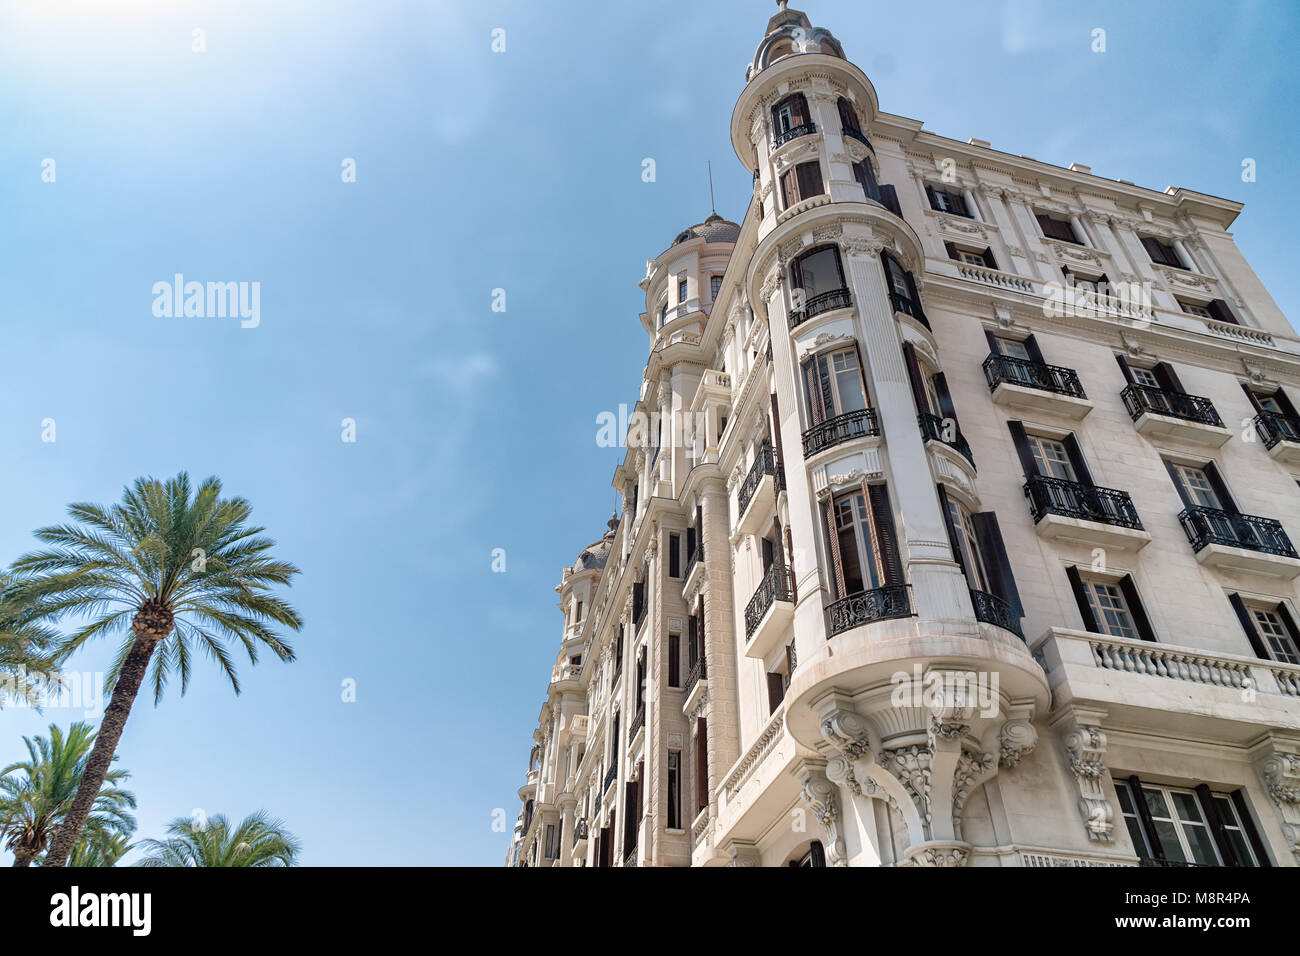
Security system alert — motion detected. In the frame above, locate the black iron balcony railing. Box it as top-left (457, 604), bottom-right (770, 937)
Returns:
top-left (685, 654), bottom-right (707, 697)
top-left (774, 121), bottom-right (816, 147)
top-left (1121, 384), bottom-right (1224, 427)
top-left (969, 588), bottom-right (1023, 639)
top-left (1178, 507), bottom-right (1298, 558)
top-left (802, 408), bottom-right (879, 457)
top-left (1138, 857), bottom-right (1209, 868)
top-left (918, 412), bottom-right (976, 469)
top-left (1024, 475), bottom-right (1143, 529)
top-left (1254, 410), bottom-right (1300, 449)
top-left (888, 289), bottom-right (929, 329)
top-left (603, 763), bottom-right (617, 793)
top-left (983, 354), bottom-right (1087, 399)
top-left (825, 585), bottom-right (912, 637)
top-left (745, 563), bottom-right (795, 639)
top-left (842, 126), bottom-right (872, 150)
top-left (685, 543), bottom-right (702, 579)
top-left (790, 287), bottom-right (852, 328)
top-left (623, 846), bottom-right (638, 867)
top-left (738, 443), bottom-right (777, 516)
top-left (633, 592), bottom-right (646, 630)
top-left (630, 704), bottom-right (645, 736)
top-left (573, 817), bottom-right (589, 846)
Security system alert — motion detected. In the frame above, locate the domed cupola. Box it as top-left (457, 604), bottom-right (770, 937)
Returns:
top-left (671, 212), bottom-right (741, 247)
top-left (747, 1), bottom-right (845, 81)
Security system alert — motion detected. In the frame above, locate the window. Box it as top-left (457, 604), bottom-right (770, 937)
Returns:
top-left (668, 533), bottom-right (681, 578)
top-left (927, 184), bottom-right (970, 218)
top-left (1082, 578), bottom-right (1138, 639)
top-left (1026, 434), bottom-right (1076, 481)
top-left (1036, 212), bottom-right (1079, 244)
top-left (944, 497), bottom-right (989, 592)
top-left (575, 600), bottom-right (583, 622)
top-left (1179, 299), bottom-right (1214, 320)
top-left (544, 824), bottom-right (557, 859)
top-left (1256, 393), bottom-right (1284, 415)
top-left (993, 337), bottom-right (1031, 361)
top-left (1180, 298), bottom-right (1238, 324)
top-left (666, 752), bottom-right (682, 829)
top-left (1168, 463), bottom-right (1221, 509)
top-left (657, 300), bottom-right (668, 328)
top-left (668, 633), bottom-right (681, 686)
top-left (837, 97), bottom-right (862, 135)
top-left (789, 841), bottom-right (827, 867)
top-left (791, 245), bottom-right (846, 302)
top-left (804, 347), bottom-right (867, 422)
top-left (771, 93), bottom-right (809, 137)
top-left (695, 718), bottom-right (709, 814)
top-left (1140, 236), bottom-right (1185, 269)
top-left (710, 275), bottom-right (723, 300)
top-left (678, 277), bottom-right (688, 303)
top-left (1129, 366), bottom-right (1160, 388)
top-left (1113, 780), bottom-right (1254, 866)
top-left (1250, 606), bottom-right (1300, 664)
top-left (832, 489), bottom-right (897, 596)
top-left (852, 158), bottom-right (879, 201)
top-left (780, 160), bottom-right (824, 208)
top-left (882, 252), bottom-right (924, 321)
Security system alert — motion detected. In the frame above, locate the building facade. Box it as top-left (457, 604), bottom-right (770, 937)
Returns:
top-left (506, 3), bottom-right (1300, 868)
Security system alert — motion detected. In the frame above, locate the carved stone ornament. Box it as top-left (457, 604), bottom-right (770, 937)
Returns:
top-left (1119, 332), bottom-right (1147, 358)
top-left (841, 236), bottom-right (885, 256)
top-left (1254, 742), bottom-right (1300, 860)
top-left (799, 767), bottom-right (849, 866)
top-left (902, 843), bottom-right (971, 867)
top-left (1063, 722), bottom-right (1114, 843)
top-left (821, 710), bottom-right (872, 760)
top-left (998, 718), bottom-right (1038, 768)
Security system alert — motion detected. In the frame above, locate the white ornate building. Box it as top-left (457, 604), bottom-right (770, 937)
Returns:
top-left (506, 3), bottom-right (1300, 868)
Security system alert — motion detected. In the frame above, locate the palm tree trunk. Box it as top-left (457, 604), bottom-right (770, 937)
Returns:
top-left (41, 631), bottom-right (159, 868)
top-left (12, 851), bottom-right (35, 868)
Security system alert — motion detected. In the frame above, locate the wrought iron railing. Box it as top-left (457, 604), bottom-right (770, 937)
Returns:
top-left (888, 289), bottom-right (928, 328)
top-left (983, 354), bottom-right (1087, 399)
top-left (802, 408), bottom-right (879, 457)
top-left (790, 287), bottom-right (852, 327)
top-left (623, 846), bottom-right (638, 867)
top-left (1121, 384), bottom-right (1224, 427)
top-left (1254, 410), bottom-right (1300, 449)
top-left (918, 412), bottom-right (975, 468)
top-left (825, 585), bottom-right (912, 637)
top-left (1138, 857), bottom-right (1209, 868)
top-left (633, 590), bottom-right (646, 629)
top-left (685, 543), bottom-right (702, 578)
top-left (774, 121), bottom-right (816, 147)
top-left (738, 443), bottom-right (776, 516)
top-left (1024, 475), bottom-right (1143, 529)
top-left (1178, 507), bottom-right (1298, 557)
top-left (685, 654), bottom-right (707, 697)
top-left (969, 588), bottom-right (1023, 639)
top-left (630, 704), bottom-right (645, 736)
top-left (573, 817), bottom-right (588, 846)
top-left (603, 763), bottom-right (617, 793)
top-left (842, 127), bottom-right (872, 150)
top-left (876, 184), bottom-right (903, 219)
top-left (745, 563), bottom-right (795, 639)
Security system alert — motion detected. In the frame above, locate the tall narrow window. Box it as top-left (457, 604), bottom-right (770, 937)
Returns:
top-left (668, 533), bottom-right (681, 578)
top-left (1026, 435), bottom-right (1076, 481)
top-left (1169, 463), bottom-right (1221, 509)
top-left (668, 633), bottom-right (681, 687)
top-left (943, 496), bottom-right (989, 592)
top-left (1250, 606), bottom-right (1300, 664)
top-left (1083, 579), bottom-right (1137, 639)
top-left (829, 488), bottom-right (903, 596)
top-left (803, 346), bottom-right (867, 425)
top-left (678, 277), bottom-right (688, 303)
top-left (667, 751), bottom-right (682, 829)
top-left (695, 718), bottom-right (709, 814)
top-left (781, 161), bottom-right (824, 208)
top-left (710, 275), bottom-right (723, 300)
top-left (791, 245), bottom-right (846, 302)
top-left (1114, 781), bottom-right (1224, 866)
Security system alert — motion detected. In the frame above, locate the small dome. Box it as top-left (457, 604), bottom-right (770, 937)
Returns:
top-left (747, 3), bottom-right (845, 80)
top-left (572, 518), bottom-right (619, 573)
top-left (672, 213), bottom-right (741, 247)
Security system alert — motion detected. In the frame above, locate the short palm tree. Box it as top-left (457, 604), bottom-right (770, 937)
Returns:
top-left (137, 811), bottom-right (300, 867)
top-left (6, 473), bottom-right (303, 867)
top-left (69, 830), bottom-right (133, 867)
top-left (0, 722), bottom-right (135, 867)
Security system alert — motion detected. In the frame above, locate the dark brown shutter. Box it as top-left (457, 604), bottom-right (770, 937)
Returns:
top-left (950, 191), bottom-right (970, 218)
top-left (1128, 775), bottom-right (1165, 860)
top-left (1203, 462), bottom-right (1237, 513)
top-left (781, 166), bottom-right (798, 207)
top-left (1062, 434), bottom-right (1094, 487)
top-left (926, 184), bottom-right (939, 211)
top-left (790, 93), bottom-right (809, 126)
top-left (790, 250), bottom-right (805, 291)
top-left (1230, 790), bottom-right (1272, 867)
top-left (1163, 459), bottom-right (1193, 508)
top-left (944, 241), bottom-right (958, 261)
top-left (1007, 421), bottom-right (1039, 478)
top-left (824, 498), bottom-right (847, 598)
top-left (867, 484), bottom-right (905, 586)
top-left (769, 391), bottom-right (785, 466)
top-left (1228, 593), bottom-right (1269, 660)
top-left (1240, 383), bottom-right (1265, 413)
top-left (1276, 602), bottom-right (1300, 655)
top-left (1153, 362), bottom-right (1185, 394)
top-left (983, 329), bottom-right (1000, 354)
top-left (695, 505), bottom-right (704, 560)
top-left (935, 484), bottom-right (968, 578)
top-left (1066, 565), bottom-right (1100, 632)
top-left (972, 512), bottom-right (1023, 619)
top-left (837, 97), bottom-right (859, 132)
top-left (1208, 299), bottom-right (1237, 324)
top-left (802, 359), bottom-right (825, 426)
top-left (766, 672), bottom-right (785, 713)
top-left (902, 342), bottom-right (930, 415)
top-left (1275, 389), bottom-right (1300, 420)
top-left (669, 633), bottom-right (681, 686)
top-left (933, 372), bottom-right (960, 428)
top-left (1140, 236), bottom-right (1166, 264)
top-left (1024, 335), bottom-right (1045, 364)
top-left (1195, 783), bottom-right (1239, 867)
top-left (1118, 575), bottom-right (1156, 642)
top-left (1115, 354), bottom-right (1135, 385)
top-left (981, 247), bottom-right (998, 270)
top-left (797, 161), bottom-right (823, 200)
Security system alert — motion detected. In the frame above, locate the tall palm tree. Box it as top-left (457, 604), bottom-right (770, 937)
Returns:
top-left (69, 830), bottom-right (133, 867)
top-left (136, 811), bottom-right (300, 867)
top-left (0, 572), bottom-right (60, 708)
top-left (6, 473), bottom-right (303, 867)
top-left (0, 722), bottom-right (135, 867)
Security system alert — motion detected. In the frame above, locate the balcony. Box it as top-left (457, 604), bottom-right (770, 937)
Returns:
top-left (1121, 384), bottom-right (1231, 447)
top-left (825, 585), bottom-right (912, 638)
top-left (789, 287), bottom-right (852, 328)
top-left (969, 588), bottom-right (1023, 639)
top-left (983, 354), bottom-right (1093, 421)
top-left (1254, 411), bottom-right (1300, 465)
top-left (603, 763), bottom-right (618, 794)
top-left (572, 817), bottom-right (589, 851)
top-left (888, 289), bottom-right (929, 329)
top-left (1024, 475), bottom-right (1150, 551)
top-left (1178, 507), bottom-right (1300, 579)
top-left (918, 412), bottom-right (976, 469)
top-left (774, 121), bottom-right (816, 148)
top-left (802, 408), bottom-right (879, 458)
top-left (842, 126), bottom-right (872, 151)
top-left (744, 564), bottom-right (796, 661)
top-left (737, 444), bottom-right (784, 536)
top-left (630, 703), bottom-right (646, 738)
top-left (683, 654), bottom-right (708, 715)
top-left (632, 589), bottom-right (647, 632)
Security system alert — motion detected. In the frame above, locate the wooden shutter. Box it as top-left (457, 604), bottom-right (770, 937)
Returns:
top-left (1228, 593), bottom-right (1269, 660)
top-left (867, 484), bottom-right (905, 587)
top-left (790, 251), bottom-right (805, 293)
top-left (809, 840), bottom-right (826, 867)
top-left (1230, 790), bottom-right (1272, 867)
top-left (902, 342), bottom-right (931, 415)
top-left (1203, 462), bottom-right (1237, 513)
top-left (925, 184), bottom-right (940, 211)
top-left (802, 359), bottom-right (825, 426)
top-left (781, 166), bottom-right (798, 207)
top-left (1006, 421), bottom-right (1039, 478)
top-left (1062, 434), bottom-right (1094, 487)
top-left (944, 241), bottom-right (958, 261)
top-left (790, 93), bottom-right (809, 126)
top-left (837, 97), bottom-right (858, 132)
top-left (1208, 299), bottom-right (1237, 324)
top-left (1140, 236), bottom-right (1169, 264)
top-left (973, 512), bottom-right (1023, 619)
top-left (824, 498), bottom-right (847, 598)
top-left (1241, 383), bottom-right (1265, 413)
top-left (950, 191), bottom-right (970, 217)
top-left (1163, 459), bottom-right (1193, 508)
top-left (1195, 783), bottom-right (1240, 867)
top-left (695, 505), bottom-right (704, 560)
top-left (686, 614), bottom-right (697, 665)
top-left (933, 373), bottom-right (960, 430)
top-left (1118, 575), bottom-right (1156, 642)
top-left (1114, 354), bottom-right (1135, 385)
top-left (981, 247), bottom-right (998, 270)
top-left (1128, 775), bottom-right (1165, 860)
top-left (761, 536), bottom-right (776, 571)
top-left (1066, 566), bottom-right (1101, 632)
top-left (766, 672), bottom-right (786, 713)
top-left (983, 329), bottom-right (1000, 354)
top-left (1023, 335), bottom-right (1045, 364)
top-left (1275, 389), bottom-right (1300, 420)
top-left (1153, 362), bottom-right (1185, 394)
top-left (797, 161), bottom-right (823, 200)
top-left (935, 484), bottom-right (968, 578)
top-left (1276, 602), bottom-right (1300, 656)
top-left (770, 392), bottom-right (785, 467)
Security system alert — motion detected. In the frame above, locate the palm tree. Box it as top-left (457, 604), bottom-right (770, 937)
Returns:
top-left (0, 722), bottom-right (135, 867)
top-left (69, 830), bottom-right (133, 867)
top-left (5, 473), bottom-right (303, 867)
top-left (137, 811), bottom-right (300, 867)
top-left (0, 572), bottom-right (60, 708)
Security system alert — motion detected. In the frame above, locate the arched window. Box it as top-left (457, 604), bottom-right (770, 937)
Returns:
top-left (788, 840), bottom-right (827, 867)
top-left (790, 244), bottom-right (848, 323)
top-left (771, 93), bottom-right (812, 145)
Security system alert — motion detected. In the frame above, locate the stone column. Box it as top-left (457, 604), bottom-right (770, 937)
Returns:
top-left (700, 476), bottom-right (740, 800)
top-left (843, 244), bottom-right (972, 622)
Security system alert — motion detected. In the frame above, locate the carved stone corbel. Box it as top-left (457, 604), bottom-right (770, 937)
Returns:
top-left (1254, 741), bottom-right (1300, 861)
top-left (798, 763), bottom-right (848, 866)
top-left (1057, 711), bottom-right (1114, 843)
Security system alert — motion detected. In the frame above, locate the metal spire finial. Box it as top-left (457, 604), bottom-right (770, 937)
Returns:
top-left (707, 160), bottom-right (716, 216)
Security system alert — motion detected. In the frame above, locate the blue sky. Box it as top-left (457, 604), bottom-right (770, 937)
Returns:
top-left (0, 0), bottom-right (1295, 866)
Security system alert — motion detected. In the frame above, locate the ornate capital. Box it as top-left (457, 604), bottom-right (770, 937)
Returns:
top-left (998, 717), bottom-right (1038, 768)
top-left (798, 764), bottom-right (848, 866)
